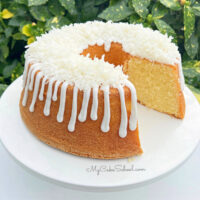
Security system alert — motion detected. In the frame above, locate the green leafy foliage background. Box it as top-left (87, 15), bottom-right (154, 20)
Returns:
top-left (0, 0), bottom-right (199, 101)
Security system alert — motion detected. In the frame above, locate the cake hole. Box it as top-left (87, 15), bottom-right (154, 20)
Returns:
top-left (81, 42), bottom-right (131, 67)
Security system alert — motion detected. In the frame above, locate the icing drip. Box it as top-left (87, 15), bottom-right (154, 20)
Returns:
top-left (78, 88), bottom-right (91, 122)
top-left (52, 80), bottom-right (61, 101)
top-left (104, 42), bottom-right (111, 52)
top-left (125, 80), bottom-right (137, 131)
top-left (29, 72), bottom-right (43, 112)
top-left (39, 76), bottom-right (47, 101)
top-left (118, 85), bottom-right (128, 138)
top-left (22, 58), bottom-right (35, 88)
top-left (22, 57), bottom-right (138, 137)
top-left (22, 71), bottom-right (138, 137)
top-left (57, 82), bottom-right (68, 122)
top-left (96, 39), bottom-right (104, 46)
top-left (101, 86), bottom-right (110, 132)
top-left (90, 86), bottom-right (98, 120)
top-left (44, 78), bottom-right (55, 116)
top-left (22, 65), bottom-right (34, 106)
top-left (68, 86), bottom-right (78, 132)
top-left (29, 65), bottom-right (40, 91)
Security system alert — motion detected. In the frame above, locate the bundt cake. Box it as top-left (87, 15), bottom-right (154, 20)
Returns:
top-left (19, 21), bottom-right (185, 159)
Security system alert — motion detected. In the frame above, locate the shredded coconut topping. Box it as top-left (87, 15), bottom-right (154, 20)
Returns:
top-left (25, 21), bottom-right (180, 90)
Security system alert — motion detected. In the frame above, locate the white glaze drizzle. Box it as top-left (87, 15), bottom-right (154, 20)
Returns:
top-left (22, 65), bottom-right (34, 106)
top-left (101, 86), bottom-right (110, 132)
top-left (104, 42), bottom-right (111, 52)
top-left (39, 76), bottom-right (47, 101)
top-left (22, 74), bottom-right (138, 136)
top-left (22, 64), bottom-right (138, 137)
top-left (52, 80), bottom-right (61, 101)
top-left (90, 86), bottom-right (98, 120)
top-left (29, 65), bottom-right (40, 91)
top-left (57, 82), bottom-right (68, 122)
top-left (96, 39), bottom-right (104, 46)
top-left (22, 58), bottom-right (35, 88)
top-left (29, 72), bottom-right (43, 112)
top-left (125, 80), bottom-right (137, 131)
top-left (78, 88), bottom-right (91, 122)
top-left (118, 85), bottom-right (128, 138)
top-left (68, 86), bottom-right (78, 132)
top-left (44, 78), bottom-right (55, 116)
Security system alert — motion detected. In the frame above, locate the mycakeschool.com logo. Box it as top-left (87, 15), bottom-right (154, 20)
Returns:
top-left (86, 164), bottom-right (146, 176)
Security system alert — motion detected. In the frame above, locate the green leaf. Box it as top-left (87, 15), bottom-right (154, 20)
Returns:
top-left (14, 0), bottom-right (28, 5)
top-left (25, 23), bottom-right (45, 37)
top-left (30, 6), bottom-right (52, 22)
top-left (12, 32), bottom-right (27, 41)
top-left (183, 62), bottom-right (200, 89)
top-left (81, 0), bottom-right (99, 21)
top-left (45, 16), bottom-right (71, 31)
top-left (184, 33), bottom-right (198, 59)
top-left (11, 63), bottom-right (24, 81)
top-left (98, 0), bottom-right (133, 21)
top-left (95, 0), bottom-right (108, 6)
top-left (192, 3), bottom-right (200, 16)
top-left (0, 62), bottom-right (5, 74)
top-left (154, 19), bottom-right (177, 43)
top-left (183, 67), bottom-right (199, 80)
top-left (0, 43), bottom-right (8, 61)
top-left (0, 25), bottom-right (4, 33)
top-left (129, 13), bottom-right (145, 24)
top-left (109, 0), bottom-right (120, 6)
top-left (11, 39), bottom-right (16, 49)
top-left (131, 0), bottom-right (150, 18)
top-left (0, 76), bottom-right (4, 82)
top-left (2, 60), bottom-right (18, 78)
top-left (184, 5), bottom-right (195, 41)
top-left (8, 3), bottom-right (28, 17)
top-left (0, 45), bottom-right (9, 59)
top-left (48, 0), bottom-right (65, 16)
top-left (0, 35), bottom-right (8, 46)
top-left (160, 0), bottom-right (181, 11)
top-left (5, 27), bottom-right (14, 38)
top-left (59, 0), bottom-right (77, 15)
top-left (187, 84), bottom-right (200, 103)
top-left (0, 84), bottom-right (8, 96)
top-left (196, 19), bottom-right (200, 34)
top-left (183, 60), bottom-right (200, 68)
top-left (28, 0), bottom-right (48, 6)
top-left (152, 2), bottom-right (168, 19)
top-left (8, 16), bottom-right (30, 27)
top-left (189, 0), bottom-right (196, 5)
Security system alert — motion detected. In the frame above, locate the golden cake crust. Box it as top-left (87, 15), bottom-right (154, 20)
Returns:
top-left (19, 74), bottom-right (143, 159)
